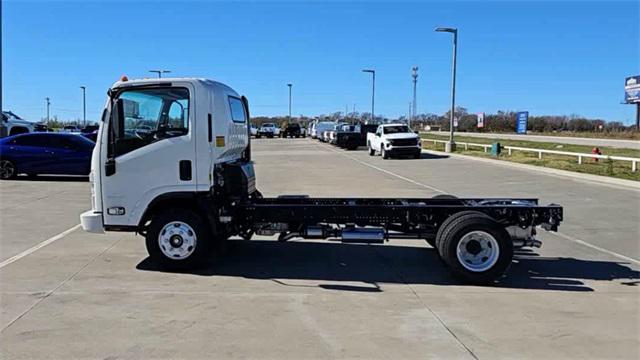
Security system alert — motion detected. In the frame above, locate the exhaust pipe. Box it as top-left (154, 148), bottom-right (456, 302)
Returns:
top-left (341, 228), bottom-right (385, 244)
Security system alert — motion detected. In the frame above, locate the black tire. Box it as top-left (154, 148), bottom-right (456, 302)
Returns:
top-left (256, 134), bottom-right (262, 139)
top-left (414, 152), bottom-right (421, 159)
top-left (368, 144), bottom-right (375, 156)
top-left (437, 212), bottom-right (513, 285)
top-left (425, 201), bottom-right (460, 247)
top-left (145, 209), bottom-right (214, 271)
top-left (432, 194), bottom-right (458, 200)
top-left (381, 147), bottom-right (389, 159)
top-left (435, 210), bottom-right (487, 255)
top-left (0, 159), bottom-right (17, 180)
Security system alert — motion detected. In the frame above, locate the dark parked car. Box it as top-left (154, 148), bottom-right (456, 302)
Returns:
top-left (82, 125), bottom-right (99, 133)
top-left (0, 133), bottom-right (94, 179)
top-left (81, 130), bottom-right (98, 142)
top-left (281, 123), bottom-right (303, 138)
top-left (33, 123), bottom-right (50, 132)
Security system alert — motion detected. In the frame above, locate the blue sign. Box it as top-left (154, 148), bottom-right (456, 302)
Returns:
top-left (516, 111), bottom-right (529, 134)
top-left (625, 75), bottom-right (640, 104)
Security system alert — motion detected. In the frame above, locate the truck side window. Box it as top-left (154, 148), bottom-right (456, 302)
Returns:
top-left (111, 87), bottom-right (189, 157)
top-left (228, 96), bottom-right (247, 123)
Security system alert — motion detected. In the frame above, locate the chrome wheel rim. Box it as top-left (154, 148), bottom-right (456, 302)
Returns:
top-left (158, 221), bottom-right (197, 260)
top-left (0, 160), bottom-right (15, 179)
top-left (456, 231), bottom-right (500, 272)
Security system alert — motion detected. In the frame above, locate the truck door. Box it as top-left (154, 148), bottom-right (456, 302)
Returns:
top-left (374, 126), bottom-right (383, 150)
top-left (101, 85), bottom-right (197, 227)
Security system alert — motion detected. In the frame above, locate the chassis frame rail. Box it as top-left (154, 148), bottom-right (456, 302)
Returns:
top-left (236, 197), bottom-right (563, 232)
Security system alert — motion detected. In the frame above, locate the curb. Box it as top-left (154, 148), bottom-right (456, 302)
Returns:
top-left (421, 149), bottom-right (640, 191)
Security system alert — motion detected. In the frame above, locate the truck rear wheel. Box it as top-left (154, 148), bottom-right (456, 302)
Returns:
top-left (436, 211), bottom-right (513, 284)
top-left (145, 209), bottom-right (213, 270)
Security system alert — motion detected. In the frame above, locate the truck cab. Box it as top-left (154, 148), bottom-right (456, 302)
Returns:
top-left (367, 123), bottom-right (422, 159)
top-left (81, 78), bottom-right (250, 234)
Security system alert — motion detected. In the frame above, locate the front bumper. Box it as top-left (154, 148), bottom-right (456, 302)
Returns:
top-left (386, 146), bottom-right (422, 156)
top-left (80, 210), bottom-right (104, 233)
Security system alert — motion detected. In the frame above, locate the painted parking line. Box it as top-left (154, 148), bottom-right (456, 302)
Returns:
top-left (0, 224), bottom-right (81, 269)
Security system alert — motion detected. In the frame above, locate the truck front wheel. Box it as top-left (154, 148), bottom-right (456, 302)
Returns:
top-left (437, 211), bottom-right (513, 284)
top-left (145, 209), bottom-right (213, 270)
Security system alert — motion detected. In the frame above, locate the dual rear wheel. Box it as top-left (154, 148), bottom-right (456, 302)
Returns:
top-left (433, 210), bottom-right (513, 284)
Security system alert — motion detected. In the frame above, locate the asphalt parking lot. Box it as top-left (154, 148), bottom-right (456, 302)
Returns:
top-left (1, 138), bottom-right (639, 359)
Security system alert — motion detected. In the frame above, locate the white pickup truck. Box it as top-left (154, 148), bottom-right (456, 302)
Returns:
top-left (257, 123), bottom-right (280, 138)
top-left (367, 123), bottom-right (422, 159)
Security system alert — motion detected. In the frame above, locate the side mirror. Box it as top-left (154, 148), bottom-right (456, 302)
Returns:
top-left (414, 130), bottom-right (419, 134)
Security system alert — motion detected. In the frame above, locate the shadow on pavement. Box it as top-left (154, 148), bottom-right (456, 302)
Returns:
top-left (417, 153), bottom-right (449, 160)
top-left (136, 240), bottom-right (639, 292)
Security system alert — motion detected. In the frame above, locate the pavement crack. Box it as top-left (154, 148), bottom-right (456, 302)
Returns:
top-left (0, 237), bottom-right (123, 333)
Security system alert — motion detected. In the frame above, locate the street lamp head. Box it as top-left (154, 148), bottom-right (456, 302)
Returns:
top-left (80, 86), bottom-right (86, 90)
top-left (362, 69), bottom-right (375, 73)
top-left (435, 27), bottom-right (457, 33)
top-left (287, 83), bottom-right (292, 87)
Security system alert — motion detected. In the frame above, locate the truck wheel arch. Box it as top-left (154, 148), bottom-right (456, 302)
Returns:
top-left (138, 192), bottom-right (210, 231)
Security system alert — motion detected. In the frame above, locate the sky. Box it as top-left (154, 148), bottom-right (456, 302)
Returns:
top-left (2, 0), bottom-right (639, 124)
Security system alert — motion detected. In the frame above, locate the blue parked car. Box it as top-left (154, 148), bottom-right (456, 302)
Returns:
top-left (0, 133), bottom-right (94, 179)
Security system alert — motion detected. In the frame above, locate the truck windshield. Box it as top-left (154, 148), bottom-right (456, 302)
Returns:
top-left (384, 125), bottom-right (410, 134)
top-left (112, 87), bottom-right (189, 157)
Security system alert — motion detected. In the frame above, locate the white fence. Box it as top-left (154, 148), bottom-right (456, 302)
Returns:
top-left (426, 139), bottom-right (639, 172)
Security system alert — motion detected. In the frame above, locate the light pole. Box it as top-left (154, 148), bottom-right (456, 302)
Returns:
top-left (435, 27), bottom-right (458, 152)
top-left (80, 86), bottom-right (86, 127)
top-left (411, 66), bottom-right (418, 129)
top-left (287, 83), bottom-right (292, 121)
top-left (362, 69), bottom-right (375, 124)
top-left (149, 70), bottom-right (171, 78)
top-left (45, 97), bottom-right (50, 127)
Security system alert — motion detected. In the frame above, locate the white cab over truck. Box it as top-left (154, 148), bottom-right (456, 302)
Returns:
top-left (81, 77), bottom-right (563, 285)
top-left (367, 124), bottom-right (422, 159)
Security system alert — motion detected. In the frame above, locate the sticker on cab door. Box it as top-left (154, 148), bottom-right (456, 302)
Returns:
top-left (216, 136), bottom-right (225, 147)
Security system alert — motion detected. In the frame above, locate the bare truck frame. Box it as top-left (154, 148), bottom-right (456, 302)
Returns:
top-left (197, 161), bottom-right (562, 285)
